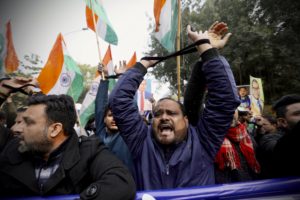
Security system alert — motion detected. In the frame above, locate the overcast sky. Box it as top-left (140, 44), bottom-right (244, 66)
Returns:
top-left (0, 0), bottom-right (153, 66)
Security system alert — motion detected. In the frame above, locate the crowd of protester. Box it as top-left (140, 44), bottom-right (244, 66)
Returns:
top-left (0, 21), bottom-right (299, 199)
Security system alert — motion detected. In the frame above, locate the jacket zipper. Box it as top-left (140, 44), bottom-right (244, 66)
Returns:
top-left (166, 163), bottom-right (170, 175)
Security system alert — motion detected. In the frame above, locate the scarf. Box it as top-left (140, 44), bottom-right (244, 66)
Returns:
top-left (215, 123), bottom-right (260, 173)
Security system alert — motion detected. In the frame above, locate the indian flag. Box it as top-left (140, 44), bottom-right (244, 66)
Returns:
top-left (126, 51), bottom-right (137, 69)
top-left (37, 33), bottom-right (83, 102)
top-left (154, 0), bottom-right (178, 52)
top-left (0, 21), bottom-right (19, 78)
top-left (79, 75), bottom-right (101, 128)
top-left (85, 0), bottom-right (118, 45)
top-left (79, 45), bottom-right (113, 127)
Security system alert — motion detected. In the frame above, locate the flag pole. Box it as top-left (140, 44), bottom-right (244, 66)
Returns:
top-left (176, 0), bottom-right (181, 101)
top-left (90, 0), bottom-right (105, 80)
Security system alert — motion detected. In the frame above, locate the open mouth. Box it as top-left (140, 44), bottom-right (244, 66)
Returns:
top-left (158, 123), bottom-right (174, 135)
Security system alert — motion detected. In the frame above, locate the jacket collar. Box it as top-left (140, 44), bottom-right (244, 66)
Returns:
top-left (2, 132), bottom-right (81, 194)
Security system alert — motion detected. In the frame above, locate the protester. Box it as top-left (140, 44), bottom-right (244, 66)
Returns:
top-left (0, 94), bottom-right (136, 199)
top-left (1, 95), bottom-right (18, 129)
top-left (95, 63), bottom-right (134, 173)
top-left (271, 94), bottom-right (300, 177)
top-left (108, 21), bottom-right (240, 190)
top-left (256, 115), bottom-right (282, 179)
top-left (237, 106), bottom-right (256, 137)
top-left (215, 109), bottom-right (260, 183)
top-left (0, 77), bottom-right (36, 152)
top-left (272, 94), bottom-right (300, 132)
top-left (10, 106), bottom-right (28, 136)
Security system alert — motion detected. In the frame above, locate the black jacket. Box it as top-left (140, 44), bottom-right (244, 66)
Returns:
top-left (0, 133), bottom-right (136, 200)
top-left (273, 121), bottom-right (300, 178)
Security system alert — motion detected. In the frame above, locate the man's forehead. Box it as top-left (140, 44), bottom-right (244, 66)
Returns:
top-left (155, 99), bottom-right (181, 109)
top-left (286, 102), bottom-right (300, 112)
top-left (24, 104), bottom-right (46, 117)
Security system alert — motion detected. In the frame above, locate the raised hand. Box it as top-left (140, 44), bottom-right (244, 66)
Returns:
top-left (187, 25), bottom-right (210, 42)
top-left (114, 60), bottom-right (127, 75)
top-left (97, 62), bottom-right (108, 77)
top-left (0, 77), bottom-right (40, 98)
top-left (208, 21), bottom-right (232, 49)
top-left (187, 25), bottom-right (212, 54)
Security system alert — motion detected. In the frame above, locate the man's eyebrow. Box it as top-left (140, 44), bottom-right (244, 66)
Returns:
top-left (23, 116), bottom-right (34, 123)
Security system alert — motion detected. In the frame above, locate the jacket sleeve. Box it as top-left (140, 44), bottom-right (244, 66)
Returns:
top-left (108, 63), bottom-right (148, 158)
top-left (195, 48), bottom-right (240, 159)
top-left (95, 80), bottom-right (109, 138)
top-left (184, 60), bottom-right (206, 126)
top-left (80, 137), bottom-right (136, 200)
top-left (3, 101), bottom-right (17, 129)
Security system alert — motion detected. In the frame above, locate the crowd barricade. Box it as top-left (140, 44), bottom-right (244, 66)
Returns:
top-left (4, 177), bottom-right (300, 200)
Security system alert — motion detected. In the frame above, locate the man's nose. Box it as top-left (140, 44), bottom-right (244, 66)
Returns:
top-left (160, 112), bottom-right (169, 120)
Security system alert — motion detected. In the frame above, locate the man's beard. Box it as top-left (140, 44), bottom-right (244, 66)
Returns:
top-left (18, 140), bottom-right (29, 153)
top-left (18, 128), bottom-right (52, 154)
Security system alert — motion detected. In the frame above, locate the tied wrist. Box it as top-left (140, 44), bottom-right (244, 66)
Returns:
top-left (197, 43), bottom-right (213, 56)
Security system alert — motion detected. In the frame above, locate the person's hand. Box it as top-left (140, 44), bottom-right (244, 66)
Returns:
top-left (6, 94), bottom-right (13, 103)
top-left (254, 115), bottom-right (263, 126)
top-left (97, 63), bottom-right (108, 77)
top-left (25, 78), bottom-right (40, 94)
top-left (187, 25), bottom-right (212, 54)
top-left (114, 60), bottom-right (127, 75)
top-left (207, 21), bottom-right (232, 49)
top-left (0, 77), bottom-right (39, 98)
top-left (140, 59), bottom-right (158, 69)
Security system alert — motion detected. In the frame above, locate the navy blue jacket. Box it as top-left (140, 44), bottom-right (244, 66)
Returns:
top-left (109, 49), bottom-right (240, 190)
top-left (95, 80), bottom-right (133, 172)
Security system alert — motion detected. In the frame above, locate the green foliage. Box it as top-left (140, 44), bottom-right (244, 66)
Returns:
top-left (77, 63), bottom-right (97, 103)
top-left (147, 0), bottom-right (300, 103)
top-left (12, 53), bottom-right (43, 77)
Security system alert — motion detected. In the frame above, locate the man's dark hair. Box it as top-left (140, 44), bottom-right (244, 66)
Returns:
top-left (16, 106), bottom-right (28, 113)
top-left (156, 97), bottom-right (186, 116)
top-left (238, 110), bottom-right (250, 117)
top-left (104, 104), bottom-right (110, 118)
top-left (27, 94), bottom-right (77, 135)
top-left (272, 94), bottom-right (300, 118)
top-left (263, 114), bottom-right (277, 125)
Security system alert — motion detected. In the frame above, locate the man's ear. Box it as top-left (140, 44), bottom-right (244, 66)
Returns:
top-left (184, 115), bottom-right (189, 127)
top-left (277, 118), bottom-right (288, 128)
top-left (49, 123), bottom-right (63, 138)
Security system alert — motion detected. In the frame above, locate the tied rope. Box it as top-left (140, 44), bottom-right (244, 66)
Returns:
top-left (105, 39), bottom-right (210, 79)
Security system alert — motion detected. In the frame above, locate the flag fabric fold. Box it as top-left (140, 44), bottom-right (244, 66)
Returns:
top-left (126, 51), bottom-right (137, 69)
top-left (154, 0), bottom-right (178, 52)
top-left (37, 33), bottom-right (83, 102)
top-left (79, 75), bottom-right (101, 128)
top-left (85, 0), bottom-right (118, 45)
top-left (0, 21), bottom-right (19, 77)
top-left (79, 45), bottom-right (114, 127)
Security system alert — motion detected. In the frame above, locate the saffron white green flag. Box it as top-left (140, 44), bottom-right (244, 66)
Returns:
top-left (126, 51), bottom-right (137, 69)
top-left (85, 0), bottom-right (118, 45)
top-left (37, 33), bottom-right (83, 102)
top-left (154, 0), bottom-right (178, 52)
top-left (79, 45), bottom-right (114, 127)
top-left (0, 21), bottom-right (19, 78)
top-left (79, 75), bottom-right (101, 128)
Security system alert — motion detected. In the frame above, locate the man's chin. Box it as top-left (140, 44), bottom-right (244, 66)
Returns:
top-left (158, 137), bottom-right (175, 146)
top-left (107, 127), bottom-right (119, 133)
